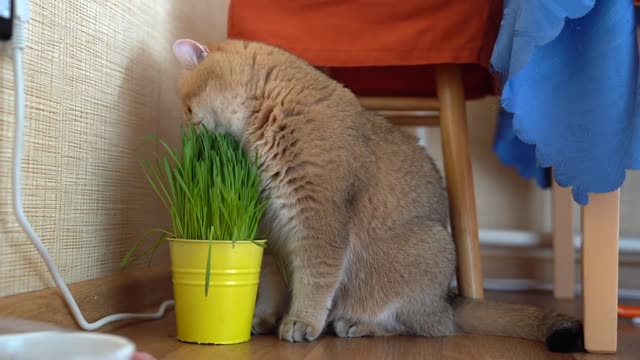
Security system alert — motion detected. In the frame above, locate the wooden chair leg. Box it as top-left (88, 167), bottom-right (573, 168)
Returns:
top-left (552, 179), bottom-right (575, 299)
top-left (581, 190), bottom-right (620, 354)
top-left (435, 64), bottom-right (484, 300)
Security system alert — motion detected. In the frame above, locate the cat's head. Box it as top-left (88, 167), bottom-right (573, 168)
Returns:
top-left (172, 39), bottom-right (296, 138)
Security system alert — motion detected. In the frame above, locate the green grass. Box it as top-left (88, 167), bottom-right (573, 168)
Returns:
top-left (121, 126), bottom-right (268, 295)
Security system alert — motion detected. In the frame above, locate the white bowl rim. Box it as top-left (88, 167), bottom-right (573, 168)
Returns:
top-left (0, 330), bottom-right (135, 357)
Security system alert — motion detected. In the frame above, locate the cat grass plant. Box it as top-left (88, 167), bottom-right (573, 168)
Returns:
top-left (124, 126), bottom-right (268, 345)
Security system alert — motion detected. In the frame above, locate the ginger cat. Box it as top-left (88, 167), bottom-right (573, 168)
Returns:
top-left (172, 39), bottom-right (584, 352)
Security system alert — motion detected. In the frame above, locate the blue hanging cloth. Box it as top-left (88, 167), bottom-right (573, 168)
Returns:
top-left (490, 0), bottom-right (640, 205)
top-left (493, 109), bottom-right (551, 188)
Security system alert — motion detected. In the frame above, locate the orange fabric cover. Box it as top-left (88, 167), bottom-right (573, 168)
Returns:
top-left (228, 0), bottom-right (503, 98)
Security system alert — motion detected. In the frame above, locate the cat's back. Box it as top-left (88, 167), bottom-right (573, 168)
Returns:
top-left (346, 110), bottom-right (449, 228)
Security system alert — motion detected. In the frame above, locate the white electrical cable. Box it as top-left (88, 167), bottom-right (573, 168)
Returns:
top-left (10, 0), bottom-right (173, 331)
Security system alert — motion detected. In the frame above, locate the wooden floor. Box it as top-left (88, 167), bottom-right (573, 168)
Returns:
top-left (111, 291), bottom-right (640, 360)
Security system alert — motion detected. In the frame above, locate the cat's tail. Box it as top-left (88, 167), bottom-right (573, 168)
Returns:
top-left (451, 295), bottom-right (584, 353)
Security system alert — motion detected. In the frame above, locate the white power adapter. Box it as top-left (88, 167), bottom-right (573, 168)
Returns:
top-left (4, 0), bottom-right (174, 331)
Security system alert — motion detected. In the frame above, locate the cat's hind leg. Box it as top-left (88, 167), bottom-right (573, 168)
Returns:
top-left (332, 318), bottom-right (394, 338)
top-left (395, 297), bottom-right (455, 337)
top-left (331, 298), bottom-right (455, 338)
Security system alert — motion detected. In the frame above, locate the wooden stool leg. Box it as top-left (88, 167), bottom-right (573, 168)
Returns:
top-left (552, 179), bottom-right (575, 299)
top-left (435, 64), bottom-right (484, 299)
top-left (581, 190), bottom-right (620, 354)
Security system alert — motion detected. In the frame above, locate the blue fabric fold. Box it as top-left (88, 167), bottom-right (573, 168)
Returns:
top-left (493, 109), bottom-right (551, 188)
top-left (490, 0), bottom-right (640, 204)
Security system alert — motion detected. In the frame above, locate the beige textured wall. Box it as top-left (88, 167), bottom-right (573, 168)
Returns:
top-left (0, 0), bottom-right (230, 297)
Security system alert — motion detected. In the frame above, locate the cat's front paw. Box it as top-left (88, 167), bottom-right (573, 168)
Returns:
top-left (278, 317), bottom-right (323, 342)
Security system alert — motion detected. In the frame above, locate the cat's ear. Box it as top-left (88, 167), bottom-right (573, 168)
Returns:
top-left (172, 39), bottom-right (209, 70)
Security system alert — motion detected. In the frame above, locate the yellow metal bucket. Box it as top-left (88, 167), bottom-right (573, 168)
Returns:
top-left (168, 239), bottom-right (266, 344)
